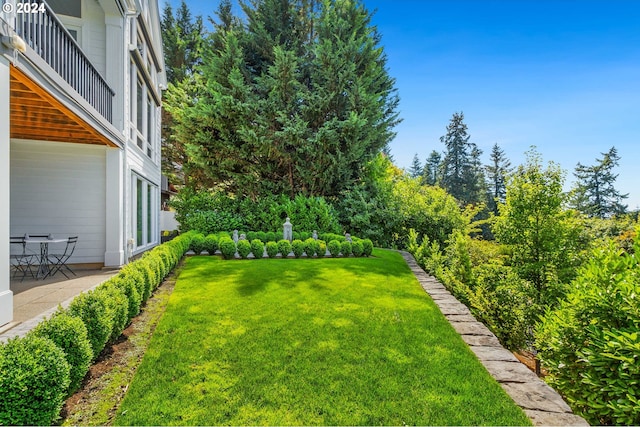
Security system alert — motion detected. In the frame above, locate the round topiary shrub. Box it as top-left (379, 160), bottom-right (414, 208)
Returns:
top-left (110, 273), bottom-right (141, 322)
top-left (266, 231), bottom-right (282, 242)
top-left (362, 239), bottom-right (374, 257)
top-left (96, 283), bottom-right (129, 343)
top-left (67, 290), bottom-right (113, 359)
top-left (340, 241), bottom-right (352, 257)
top-left (277, 239), bottom-right (292, 257)
top-left (246, 231), bottom-right (257, 241)
top-left (31, 311), bottom-right (93, 394)
top-left (303, 238), bottom-right (318, 257)
top-left (328, 240), bottom-right (341, 257)
top-left (256, 231), bottom-right (267, 243)
top-left (204, 234), bottom-right (219, 255)
top-left (265, 241), bottom-right (279, 258)
top-left (0, 335), bottom-right (71, 426)
top-left (250, 239), bottom-right (265, 258)
top-left (291, 239), bottom-right (305, 258)
top-left (219, 237), bottom-right (237, 260)
top-left (189, 233), bottom-right (206, 255)
top-left (317, 240), bottom-right (327, 258)
top-left (352, 241), bottom-right (364, 257)
top-left (237, 239), bottom-right (252, 259)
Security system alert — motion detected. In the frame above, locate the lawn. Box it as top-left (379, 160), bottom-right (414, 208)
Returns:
top-left (114, 250), bottom-right (530, 426)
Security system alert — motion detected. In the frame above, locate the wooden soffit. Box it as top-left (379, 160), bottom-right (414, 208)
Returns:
top-left (9, 65), bottom-right (117, 147)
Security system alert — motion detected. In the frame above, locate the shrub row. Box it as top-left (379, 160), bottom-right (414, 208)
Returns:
top-left (191, 234), bottom-right (373, 260)
top-left (0, 231), bottom-right (196, 426)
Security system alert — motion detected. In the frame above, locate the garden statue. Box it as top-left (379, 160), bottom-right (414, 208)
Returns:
top-left (312, 230), bottom-right (318, 240)
top-left (233, 229), bottom-right (239, 243)
top-left (283, 217), bottom-right (293, 241)
top-left (239, 233), bottom-right (247, 241)
top-left (345, 233), bottom-right (352, 243)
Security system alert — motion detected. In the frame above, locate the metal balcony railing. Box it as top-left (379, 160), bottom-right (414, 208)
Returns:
top-left (12, 0), bottom-right (114, 123)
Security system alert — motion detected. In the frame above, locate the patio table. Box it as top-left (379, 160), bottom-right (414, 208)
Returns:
top-left (25, 237), bottom-right (68, 279)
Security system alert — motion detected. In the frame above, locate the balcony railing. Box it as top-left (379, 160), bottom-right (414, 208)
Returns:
top-left (12, 0), bottom-right (114, 123)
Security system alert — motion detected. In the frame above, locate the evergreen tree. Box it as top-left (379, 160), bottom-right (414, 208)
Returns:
top-left (167, 0), bottom-right (400, 197)
top-left (571, 147), bottom-right (628, 218)
top-left (422, 150), bottom-right (441, 186)
top-left (408, 154), bottom-right (423, 178)
top-left (439, 112), bottom-right (483, 204)
top-left (485, 143), bottom-right (512, 214)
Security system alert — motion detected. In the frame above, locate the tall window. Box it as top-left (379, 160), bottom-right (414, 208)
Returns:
top-left (132, 175), bottom-right (157, 251)
top-left (130, 58), bottom-right (157, 161)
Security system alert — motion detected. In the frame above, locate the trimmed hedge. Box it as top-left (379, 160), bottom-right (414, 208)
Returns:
top-left (352, 241), bottom-right (364, 257)
top-left (219, 237), bottom-right (237, 259)
top-left (328, 240), bottom-right (341, 257)
top-left (291, 239), bottom-right (305, 258)
top-left (0, 231), bottom-right (197, 427)
top-left (251, 239), bottom-right (264, 258)
top-left (0, 335), bottom-right (70, 426)
top-left (204, 234), bottom-right (219, 255)
top-left (30, 311), bottom-right (92, 394)
top-left (265, 241), bottom-right (278, 258)
top-left (362, 239), bottom-right (374, 257)
top-left (277, 240), bottom-right (292, 257)
top-left (340, 241), bottom-right (352, 257)
top-left (237, 240), bottom-right (252, 259)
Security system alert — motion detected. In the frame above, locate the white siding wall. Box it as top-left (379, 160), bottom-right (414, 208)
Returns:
top-left (10, 140), bottom-right (107, 264)
top-left (83, 0), bottom-right (107, 77)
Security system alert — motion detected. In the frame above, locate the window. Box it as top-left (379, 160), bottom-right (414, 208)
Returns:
top-left (132, 175), bottom-right (157, 250)
top-left (130, 54), bottom-right (157, 161)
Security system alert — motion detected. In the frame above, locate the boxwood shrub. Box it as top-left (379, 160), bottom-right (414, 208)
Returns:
top-left (340, 241), bottom-right (352, 257)
top-left (291, 239), bottom-right (305, 258)
top-left (110, 272), bottom-right (141, 322)
top-left (204, 234), bottom-right (219, 255)
top-left (277, 239), bottom-right (292, 257)
top-left (219, 237), bottom-right (237, 260)
top-left (0, 335), bottom-right (70, 426)
top-left (362, 239), bottom-right (374, 257)
top-left (266, 231), bottom-right (278, 243)
top-left (352, 241), bottom-right (364, 257)
top-left (67, 289), bottom-right (113, 360)
top-left (30, 311), bottom-right (93, 394)
top-left (265, 241), bottom-right (279, 258)
top-left (328, 240), bottom-right (341, 257)
top-left (256, 231), bottom-right (267, 243)
top-left (237, 240), bottom-right (252, 259)
top-left (317, 240), bottom-right (327, 258)
top-left (189, 233), bottom-right (206, 255)
top-left (96, 283), bottom-right (129, 343)
top-left (250, 239), bottom-right (264, 258)
top-left (303, 238), bottom-right (318, 257)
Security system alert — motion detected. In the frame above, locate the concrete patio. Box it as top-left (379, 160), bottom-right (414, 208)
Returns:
top-left (0, 267), bottom-right (119, 341)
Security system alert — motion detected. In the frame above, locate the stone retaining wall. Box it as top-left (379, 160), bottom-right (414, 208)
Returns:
top-left (401, 251), bottom-right (588, 426)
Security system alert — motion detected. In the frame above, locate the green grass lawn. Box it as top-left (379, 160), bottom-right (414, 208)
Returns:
top-left (114, 250), bottom-right (530, 426)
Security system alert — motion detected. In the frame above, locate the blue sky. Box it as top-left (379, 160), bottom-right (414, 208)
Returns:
top-left (167, 0), bottom-right (640, 209)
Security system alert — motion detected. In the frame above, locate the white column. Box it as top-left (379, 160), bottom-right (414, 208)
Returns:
top-left (104, 147), bottom-right (125, 267)
top-left (0, 56), bottom-right (13, 326)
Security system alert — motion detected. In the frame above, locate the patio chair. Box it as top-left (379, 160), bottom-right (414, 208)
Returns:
top-left (47, 236), bottom-right (78, 279)
top-left (10, 236), bottom-right (36, 281)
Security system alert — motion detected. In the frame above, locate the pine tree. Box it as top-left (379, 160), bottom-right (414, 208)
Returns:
top-left (408, 154), bottom-right (423, 178)
top-left (485, 143), bottom-right (512, 214)
top-left (422, 150), bottom-right (441, 186)
top-left (439, 112), bottom-right (483, 204)
top-left (571, 147), bottom-right (628, 218)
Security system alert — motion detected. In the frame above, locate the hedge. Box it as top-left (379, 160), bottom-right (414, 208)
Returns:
top-left (0, 231), bottom-right (196, 426)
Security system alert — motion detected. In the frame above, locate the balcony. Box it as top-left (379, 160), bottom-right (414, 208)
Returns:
top-left (10, 0), bottom-right (114, 123)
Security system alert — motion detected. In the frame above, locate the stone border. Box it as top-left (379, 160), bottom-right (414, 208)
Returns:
top-left (400, 251), bottom-right (588, 426)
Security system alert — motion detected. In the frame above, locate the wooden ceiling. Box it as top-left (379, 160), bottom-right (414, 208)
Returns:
top-left (9, 65), bottom-right (117, 147)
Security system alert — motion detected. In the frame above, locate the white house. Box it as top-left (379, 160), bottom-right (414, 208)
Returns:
top-left (0, 0), bottom-right (166, 326)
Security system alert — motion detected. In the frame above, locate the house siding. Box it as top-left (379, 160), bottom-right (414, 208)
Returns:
top-left (84, 0), bottom-right (107, 77)
top-left (10, 139), bottom-right (107, 264)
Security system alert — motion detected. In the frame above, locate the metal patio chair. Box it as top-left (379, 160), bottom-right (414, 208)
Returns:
top-left (10, 236), bottom-right (37, 281)
top-left (47, 236), bottom-right (78, 279)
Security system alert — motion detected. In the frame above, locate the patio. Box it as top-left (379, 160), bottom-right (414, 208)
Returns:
top-left (0, 267), bottom-right (118, 340)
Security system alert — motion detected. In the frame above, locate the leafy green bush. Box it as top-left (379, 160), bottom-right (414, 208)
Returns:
top-left (340, 241), bottom-right (352, 257)
top-left (110, 273), bottom-right (141, 322)
top-left (219, 237), bottom-right (237, 260)
top-left (320, 233), bottom-right (345, 243)
top-left (277, 240), bottom-right (292, 257)
top-left (304, 238), bottom-right (319, 257)
top-left (250, 239), bottom-right (264, 258)
top-left (96, 283), bottom-right (129, 343)
top-left (265, 241), bottom-right (279, 258)
top-left (328, 240), bottom-right (341, 257)
top-left (0, 335), bottom-right (70, 426)
top-left (266, 231), bottom-right (278, 242)
top-left (204, 234), bottom-right (219, 255)
top-left (140, 252), bottom-right (163, 290)
top-left (237, 240), bottom-right (252, 259)
top-left (256, 231), bottom-right (267, 243)
top-left (190, 233), bottom-right (206, 255)
top-left (67, 290), bottom-right (113, 359)
top-left (291, 240), bottom-right (305, 258)
top-left (317, 240), bottom-right (327, 257)
top-left (31, 311), bottom-right (93, 394)
top-left (133, 260), bottom-right (155, 303)
top-left (536, 239), bottom-right (640, 425)
top-left (362, 239), bottom-right (374, 257)
top-left (352, 241), bottom-right (364, 257)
